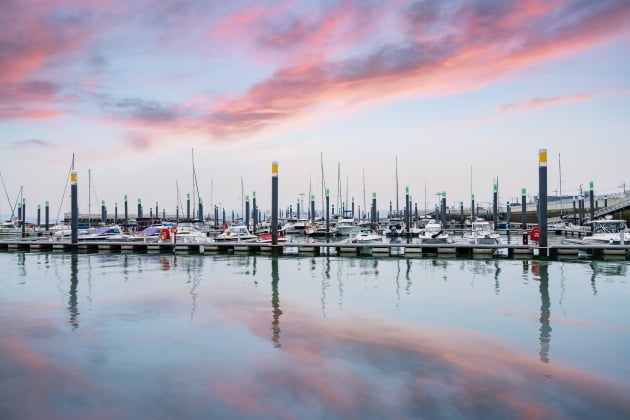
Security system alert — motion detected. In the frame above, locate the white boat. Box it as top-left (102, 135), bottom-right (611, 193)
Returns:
top-left (82, 225), bottom-right (125, 241)
top-left (214, 223), bottom-right (257, 242)
top-left (464, 219), bottom-right (501, 245)
top-left (352, 228), bottom-right (383, 244)
top-left (304, 222), bottom-right (338, 237)
top-left (335, 217), bottom-right (360, 236)
top-left (583, 218), bottom-right (628, 245)
top-left (417, 220), bottom-right (451, 244)
top-left (0, 220), bottom-right (34, 235)
top-left (385, 218), bottom-right (405, 236)
top-left (172, 223), bottom-right (207, 243)
top-left (126, 226), bottom-right (162, 242)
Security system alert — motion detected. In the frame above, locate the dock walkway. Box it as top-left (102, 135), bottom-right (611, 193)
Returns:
top-left (1, 239), bottom-right (628, 259)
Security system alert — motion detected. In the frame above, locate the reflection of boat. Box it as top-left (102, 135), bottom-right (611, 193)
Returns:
top-left (417, 220), bottom-right (451, 244)
top-left (256, 233), bottom-right (287, 243)
top-left (464, 219), bottom-right (501, 244)
top-left (215, 223), bottom-right (257, 242)
top-left (583, 218), bottom-right (628, 245)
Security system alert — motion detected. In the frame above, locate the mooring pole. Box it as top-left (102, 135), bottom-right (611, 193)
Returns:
top-left (124, 195), bottom-right (128, 227)
top-left (310, 195), bottom-right (315, 224)
top-left (71, 171), bottom-right (78, 245)
top-left (37, 204), bottom-right (41, 229)
top-left (114, 202), bottom-right (118, 224)
top-left (21, 198), bottom-right (26, 238)
top-left (441, 192), bottom-right (447, 229)
top-left (325, 188), bottom-right (330, 234)
top-left (252, 191), bottom-right (257, 233)
top-left (271, 161), bottom-right (279, 246)
top-left (101, 200), bottom-right (106, 223)
top-left (137, 198), bottom-right (142, 219)
top-left (471, 194), bottom-right (475, 221)
top-left (538, 149), bottom-right (548, 252)
top-left (589, 181), bottom-right (594, 223)
top-left (371, 193), bottom-right (377, 225)
top-left (45, 201), bottom-right (50, 231)
top-left (198, 199), bottom-right (203, 224)
top-left (493, 184), bottom-right (498, 230)
top-left (186, 193), bottom-right (191, 221)
top-left (245, 196), bottom-right (250, 227)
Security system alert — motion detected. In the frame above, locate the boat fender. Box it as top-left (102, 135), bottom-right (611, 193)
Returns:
top-left (160, 228), bottom-right (171, 241)
top-left (171, 227), bottom-right (178, 234)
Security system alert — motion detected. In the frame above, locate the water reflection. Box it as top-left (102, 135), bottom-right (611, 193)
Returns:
top-left (532, 261), bottom-right (552, 363)
top-left (68, 253), bottom-right (79, 330)
top-left (2, 253), bottom-right (630, 419)
top-left (271, 257), bottom-right (282, 348)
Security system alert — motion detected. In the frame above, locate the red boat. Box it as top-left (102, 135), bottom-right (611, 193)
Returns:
top-left (256, 233), bottom-right (287, 243)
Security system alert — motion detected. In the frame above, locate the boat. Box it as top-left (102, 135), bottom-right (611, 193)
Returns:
top-left (351, 227), bottom-right (383, 244)
top-left (126, 226), bottom-right (162, 242)
top-left (172, 223), bottom-right (207, 243)
top-left (583, 218), bottom-right (629, 245)
top-left (384, 218), bottom-right (405, 236)
top-left (280, 218), bottom-right (311, 234)
top-left (214, 223), bottom-right (257, 242)
top-left (417, 220), bottom-right (451, 244)
top-left (304, 222), bottom-right (337, 237)
top-left (82, 225), bottom-right (125, 241)
top-left (0, 220), bottom-right (34, 235)
top-left (464, 219), bottom-right (501, 245)
top-left (335, 217), bottom-right (360, 236)
top-left (256, 233), bottom-right (287, 243)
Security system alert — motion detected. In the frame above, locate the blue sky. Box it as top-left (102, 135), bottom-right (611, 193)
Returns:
top-left (1, 0), bottom-right (629, 221)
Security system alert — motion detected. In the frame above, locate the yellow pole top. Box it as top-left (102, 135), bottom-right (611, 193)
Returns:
top-left (272, 161), bottom-right (278, 175)
top-left (539, 149), bottom-right (547, 165)
top-left (70, 171), bottom-right (78, 184)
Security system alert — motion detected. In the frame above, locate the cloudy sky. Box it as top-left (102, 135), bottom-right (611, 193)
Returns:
top-left (1, 0), bottom-right (629, 220)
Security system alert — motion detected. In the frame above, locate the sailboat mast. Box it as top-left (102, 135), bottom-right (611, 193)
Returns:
top-left (320, 152), bottom-right (325, 216)
top-left (191, 149), bottom-right (196, 219)
top-left (395, 156), bottom-right (399, 216)
top-left (362, 169), bottom-right (366, 221)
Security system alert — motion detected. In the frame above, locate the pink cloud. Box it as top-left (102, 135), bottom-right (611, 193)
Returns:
top-left (195, 0), bottom-right (630, 138)
top-left (500, 89), bottom-right (630, 113)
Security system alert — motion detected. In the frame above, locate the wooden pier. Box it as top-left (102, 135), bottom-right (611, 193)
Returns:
top-left (0, 239), bottom-right (628, 259)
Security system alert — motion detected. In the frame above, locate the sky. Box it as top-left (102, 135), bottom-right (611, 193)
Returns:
top-left (1, 0), bottom-right (629, 221)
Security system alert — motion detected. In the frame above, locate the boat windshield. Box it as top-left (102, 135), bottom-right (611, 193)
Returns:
top-left (593, 222), bottom-right (627, 234)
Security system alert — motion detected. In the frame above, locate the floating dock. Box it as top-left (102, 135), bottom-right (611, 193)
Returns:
top-left (0, 239), bottom-right (628, 259)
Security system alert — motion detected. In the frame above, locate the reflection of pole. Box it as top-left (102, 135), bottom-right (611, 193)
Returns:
top-left (69, 254), bottom-right (79, 329)
top-left (271, 257), bottom-right (281, 348)
top-left (536, 262), bottom-right (551, 363)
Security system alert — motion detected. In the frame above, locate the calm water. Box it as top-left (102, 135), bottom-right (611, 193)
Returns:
top-left (1, 251), bottom-right (629, 420)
